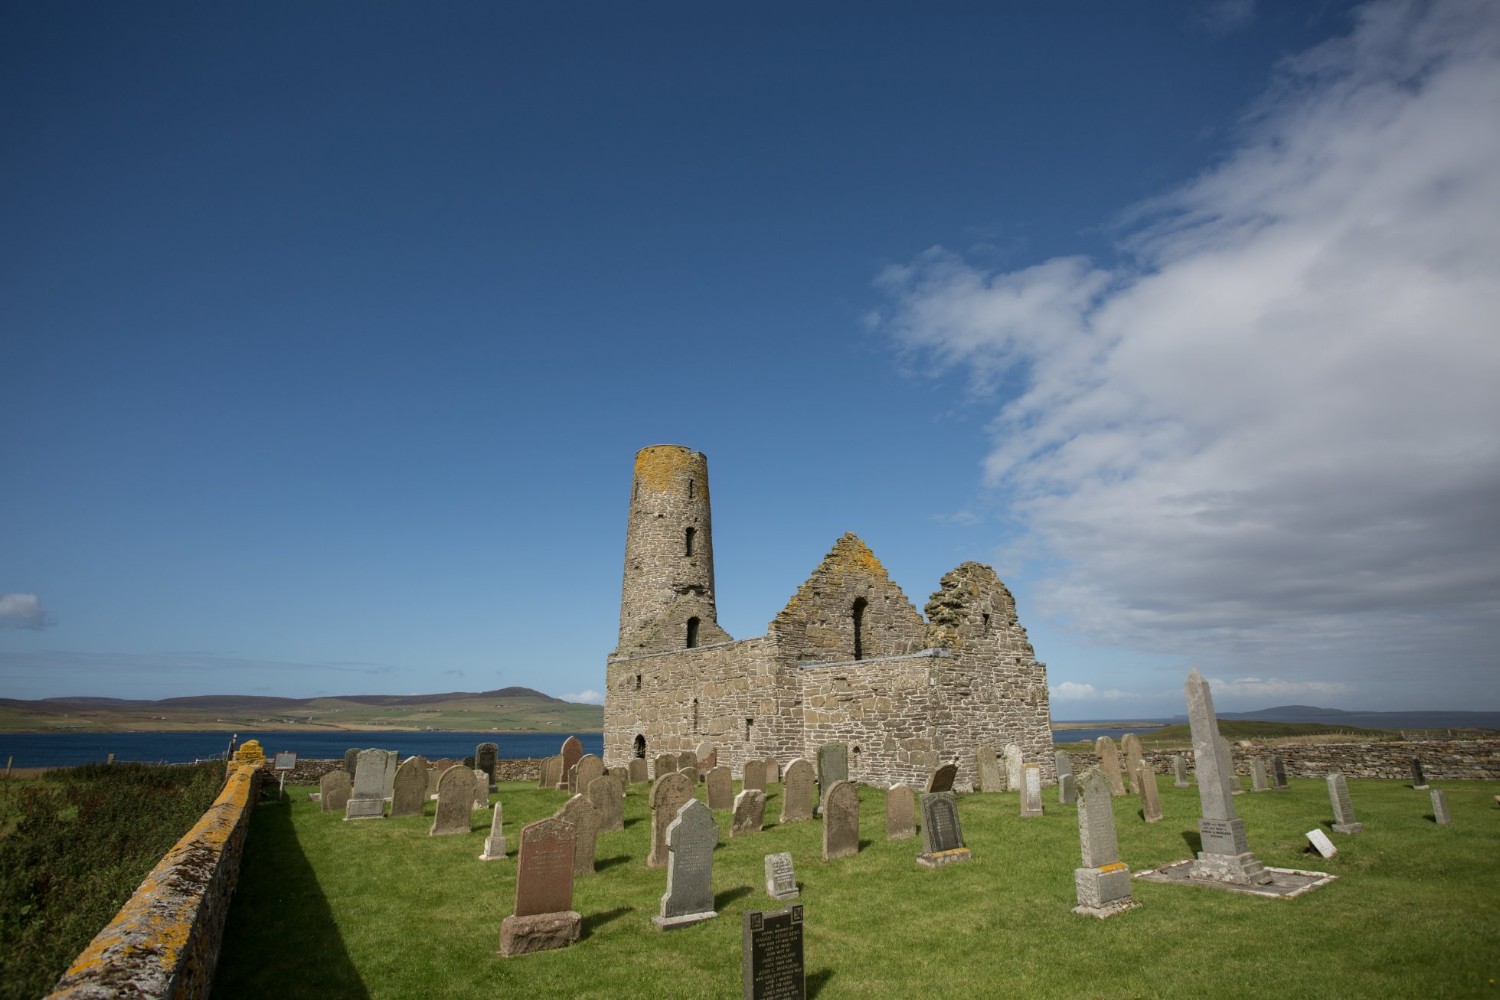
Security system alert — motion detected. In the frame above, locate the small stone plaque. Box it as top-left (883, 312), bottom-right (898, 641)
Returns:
top-left (1306, 829), bottom-right (1337, 858)
top-left (742, 905), bottom-right (805, 1000)
top-left (274, 752), bottom-right (297, 771)
top-left (764, 851), bottom-right (799, 900)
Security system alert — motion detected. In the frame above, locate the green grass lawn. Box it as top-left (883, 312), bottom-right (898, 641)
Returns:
top-left (216, 775), bottom-right (1499, 999)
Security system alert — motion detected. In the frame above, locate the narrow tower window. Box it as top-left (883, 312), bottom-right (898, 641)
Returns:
top-left (635, 674), bottom-right (642, 692)
top-left (685, 527), bottom-right (695, 557)
top-left (686, 616), bottom-right (700, 649)
top-left (852, 597), bottom-right (868, 661)
top-left (982, 613), bottom-right (991, 631)
top-left (692, 698), bottom-right (700, 734)
top-left (687, 478), bottom-right (694, 498)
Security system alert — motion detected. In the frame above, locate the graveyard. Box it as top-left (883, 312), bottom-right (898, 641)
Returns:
top-left (213, 765), bottom-right (1498, 998)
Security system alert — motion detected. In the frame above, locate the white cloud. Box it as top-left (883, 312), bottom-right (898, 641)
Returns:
top-left (0, 593), bottom-right (53, 630)
top-left (562, 689), bottom-right (604, 705)
top-left (878, 1), bottom-right (1500, 704)
top-left (1051, 681), bottom-right (1140, 702)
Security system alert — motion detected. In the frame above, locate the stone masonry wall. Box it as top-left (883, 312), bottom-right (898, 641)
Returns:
top-left (796, 652), bottom-right (946, 787)
top-left (1066, 739), bottom-right (1500, 782)
top-left (48, 762), bottom-right (262, 999)
top-left (618, 445), bottom-right (718, 652)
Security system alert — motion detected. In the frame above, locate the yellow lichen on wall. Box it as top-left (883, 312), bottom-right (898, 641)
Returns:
top-left (633, 445), bottom-right (699, 493)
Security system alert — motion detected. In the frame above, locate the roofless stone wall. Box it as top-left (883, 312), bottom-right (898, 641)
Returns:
top-left (48, 763), bottom-right (262, 999)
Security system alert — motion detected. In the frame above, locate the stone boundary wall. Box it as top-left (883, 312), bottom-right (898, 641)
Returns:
top-left (1065, 739), bottom-right (1500, 782)
top-left (282, 757), bottom-right (544, 785)
top-left (48, 762), bottom-right (263, 999)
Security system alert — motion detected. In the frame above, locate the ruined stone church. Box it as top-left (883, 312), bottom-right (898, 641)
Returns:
top-left (603, 444), bottom-right (1055, 790)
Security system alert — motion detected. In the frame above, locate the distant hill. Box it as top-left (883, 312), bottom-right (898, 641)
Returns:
top-left (0, 687), bottom-right (602, 734)
top-left (1168, 704), bottom-right (1500, 731)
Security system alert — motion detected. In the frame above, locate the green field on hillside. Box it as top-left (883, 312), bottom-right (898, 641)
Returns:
top-left (217, 774), bottom-right (1499, 998)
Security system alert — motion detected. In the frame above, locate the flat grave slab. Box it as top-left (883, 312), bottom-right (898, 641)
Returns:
top-left (1134, 860), bottom-right (1336, 899)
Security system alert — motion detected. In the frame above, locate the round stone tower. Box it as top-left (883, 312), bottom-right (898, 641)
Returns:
top-left (617, 445), bottom-right (717, 649)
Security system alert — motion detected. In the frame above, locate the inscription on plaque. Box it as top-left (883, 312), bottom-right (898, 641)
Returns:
top-left (928, 799), bottom-right (958, 850)
top-left (742, 905), bottom-right (805, 1000)
top-left (1199, 818), bottom-right (1232, 839)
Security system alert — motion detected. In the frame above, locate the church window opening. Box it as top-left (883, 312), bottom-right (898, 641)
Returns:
top-left (693, 699), bottom-right (700, 734)
top-left (633, 734), bottom-right (646, 759)
top-left (852, 597), bottom-right (868, 660)
top-left (982, 613), bottom-right (991, 631)
top-left (635, 673), bottom-right (642, 691)
top-left (685, 527), bottom-right (695, 557)
top-left (686, 617), bottom-right (700, 649)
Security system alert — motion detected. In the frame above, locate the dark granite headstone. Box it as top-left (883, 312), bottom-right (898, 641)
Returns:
top-left (1411, 758), bottom-right (1428, 790)
top-left (475, 742), bottom-right (499, 784)
top-left (654, 799), bottom-right (718, 929)
top-left (741, 905), bottom-right (805, 1000)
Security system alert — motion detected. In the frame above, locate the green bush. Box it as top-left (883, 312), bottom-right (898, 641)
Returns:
top-left (0, 762), bottom-right (226, 1000)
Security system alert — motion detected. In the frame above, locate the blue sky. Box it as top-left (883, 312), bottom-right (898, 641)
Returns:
top-left (4, 2), bottom-right (1497, 719)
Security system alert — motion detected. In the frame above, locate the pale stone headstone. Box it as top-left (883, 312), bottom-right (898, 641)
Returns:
top-left (1327, 772), bottom-right (1363, 834)
top-left (649, 771), bottom-right (697, 868)
top-left (1271, 754), bottom-right (1288, 790)
top-left (1054, 750), bottom-right (1073, 781)
top-left (742, 759), bottom-right (766, 793)
top-left (1058, 772), bottom-right (1077, 805)
top-left (498, 816), bottom-right (580, 957)
top-left (732, 788), bottom-right (767, 836)
top-left (1411, 758), bottom-right (1428, 790)
top-left (1222, 737), bottom-right (1243, 794)
top-left (430, 765), bottom-right (475, 836)
top-left (1094, 737), bottom-right (1126, 796)
top-left (654, 753), bottom-right (677, 781)
top-left (1173, 754), bottom-right (1190, 788)
top-left (1020, 763), bottom-right (1044, 818)
top-left (821, 780), bottom-right (860, 861)
top-left (559, 736), bottom-right (583, 790)
top-left (976, 743), bottom-right (1004, 793)
top-left (540, 755), bottom-right (564, 789)
top-left (1431, 788), bottom-right (1452, 825)
top-left (1186, 669), bottom-right (1269, 884)
top-left (628, 757), bottom-right (649, 784)
top-left (1137, 761), bottom-right (1163, 823)
top-left (480, 802), bottom-right (506, 860)
top-left (1120, 734), bottom-right (1146, 794)
top-left (918, 777), bottom-right (970, 867)
top-left (346, 748), bottom-right (396, 820)
top-left (1250, 758), bottom-right (1269, 792)
top-left (764, 852), bottom-right (799, 900)
top-left (779, 758), bottom-right (815, 824)
top-left (473, 769), bottom-right (491, 809)
top-left (320, 770), bottom-right (351, 814)
top-left (763, 756), bottom-right (780, 784)
top-left (475, 742), bottom-right (499, 785)
top-left (741, 905), bottom-right (805, 999)
top-left (555, 793), bottom-right (600, 877)
top-left (654, 799), bottom-right (718, 929)
top-left (1306, 829), bottom-right (1337, 858)
top-left (588, 774), bottom-right (625, 833)
top-left (566, 763), bottom-right (579, 795)
top-left (676, 751), bottom-right (697, 773)
top-left (1003, 744), bottom-right (1024, 792)
top-left (817, 742), bottom-right (849, 800)
top-left (390, 756), bottom-right (427, 817)
top-left (678, 764), bottom-right (699, 788)
top-left (695, 742), bottom-right (717, 772)
top-left (575, 754), bottom-right (605, 797)
top-left (706, 765), bottom-right (734, 810)
top-left (886, 783), bottom-right (916, 840)
top-left (1072, 766), bottom-right (1139, 918)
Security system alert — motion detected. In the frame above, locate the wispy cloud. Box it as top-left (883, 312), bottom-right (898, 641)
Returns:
top-left (876, 2), bottom-right (1500, 703)
top-left (0, 593), bottom-right (53, 630)
top-left (562, 689), bottom-right (604, 705)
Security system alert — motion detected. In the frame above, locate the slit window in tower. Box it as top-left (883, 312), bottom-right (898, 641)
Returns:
top-left (852, 597), bottom-right (868, 661)
top-left (687, 477), bottom-right (694, 498)
top-left (982, 613), bottom-right (991, 631)
top-left (686, 617), bottom-right (700, 649)
top-left (635, 674), bottom-right (642, 692)
top-left (685, 527), bottom-right (695, 557)
top-left (692, 698), bottom-right (700, 733)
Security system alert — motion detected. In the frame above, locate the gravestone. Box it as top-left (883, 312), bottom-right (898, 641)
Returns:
top-left (346, 748), bottom-right (396, 820)
top-left (430, 766), bottom-right (475, 836)
top-left (566, 764), bottom-right (579, 795)
top-left (654, 753), bottom-right (677, 781)
top-left (1173, 754), bottom-right (1190, 788)
top-left (779, 758), bottom-right (815, 824)
top-left (886, 783), bottom-right (916, 840)
top-left (1411, 758), bottom-right (1428, 790)
top-left (1326, 772), bottom-right (1363, 834)
top-left (1020, 763), bottom-right (1044, 818)
top-left (1003, 744), bottom-right (1024, 792)
top-left (475, 742), bottom-right (499, 785)
top-left (732, 788), bottom-right (767, 836)
top-left (343, 748), bottom-right (360, 784)
top-left (1120, 734), bottom-right (1146, 794)
top-left (1058, 772), bottom-right (1076, 806)
top-left (1271, 754), bottom-right (1288, 790)
top-left (1054, 751), bottom-right (1073, 782)
top-left (1250, 758), bottom-right (1269, 792)
top-left (763, 757), bottom-right (780, 784)
top-left (816, 743), bottom-right (848, 807)
top-left (1185, 669), bottom-right (1269, 884)
top-left (696, 742), bottom-right (717, 771)
top-left (575, 754), bottom-right (605, 797)
top-left (741, 905), bottom-right (805, 1000)
top-left (390, 756), bottom-right (427, 817)
top-left (498, 816), bottom-right (579, 957)
top-left (1221, 737), bottom-right (1243, 794)
top-left (588, 774), bottom-right (625, 833)
top-left (764, 852), bottom-right (799, 900)
top-left (649, 771), bottom-right (697, 868)
top-left (629, 757), bottom-right (649, 784)
top-left (678, 764), bottom-right (699, 787)
top-left (707, 766), bottom-right (735, 810)
top-left (1138, 762), bottom-right (1163, 823)
top-left (428, 764), bottom-right (444, 799)
top-left (1431, 788), bottom-right (1452, 825)
top-left (654, 799), bottom-right (718, 929)
top-left (1306, 829), bottom-right (1337, 858)
top-left (555, 793), bottom-right (600, 877)
top-left (559, 736), bottom-right (583, 790)
top-left (463, 756), bottom-right (476, 770)
top-left (320, 770), bottom-right (351, 814)
top-left (474, 769), bottom-right (491, 809)
top-left (1071, 766), bottom-right (1139, 918)
top-left (1094, 737), bottom-right (1126, 796)
top-left (743, 759), bottom-right (767, 793)
top-left (975, 743), bottom-right (1004, 793)
top-left (541, 756), bottom-right (564, 790)
top-left (821, 780), bottom-right (860, 861)
top-left (918, 764), bottom-right (970, 867)
top-left (673, 751), bottom-right (694, 773)
top-left (480, 801), bottom-right (506, 860)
